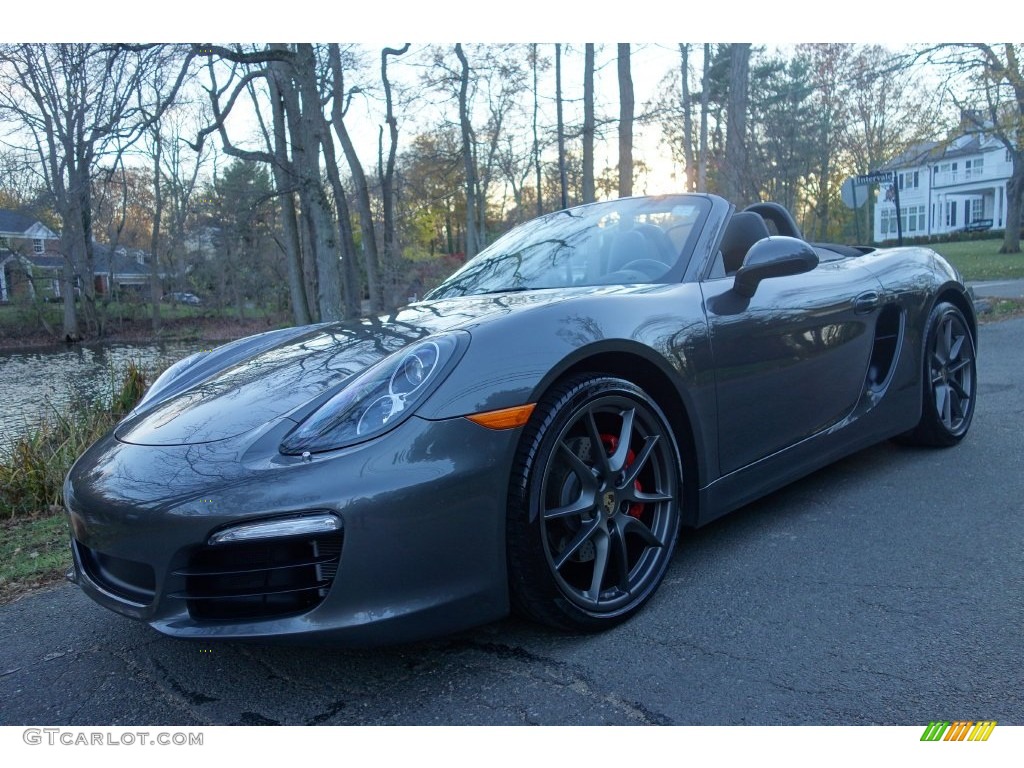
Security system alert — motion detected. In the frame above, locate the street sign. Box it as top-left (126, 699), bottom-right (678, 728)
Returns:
top-left (856, 171), bottom-right (894, 185)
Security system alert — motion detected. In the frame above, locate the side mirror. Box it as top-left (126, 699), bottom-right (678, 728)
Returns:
top-left (733, 237), bottom-right (819, 298)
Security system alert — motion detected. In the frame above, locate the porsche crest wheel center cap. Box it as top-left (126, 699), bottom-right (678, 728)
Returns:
top-left (602, 491), bottom-right (617, 516)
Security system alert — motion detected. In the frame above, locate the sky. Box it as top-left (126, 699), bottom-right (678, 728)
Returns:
top-left (4, 0), bottom-right (961, 167)
top-left (6, 1), bottom-right (955, 44)
top-left (0, 6), bottom-right (967, 201)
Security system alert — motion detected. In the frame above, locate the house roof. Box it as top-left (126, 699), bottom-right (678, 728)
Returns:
top-left (2, 250), bottom-right (63, 271)
top-left (881, 141), bottom-right (940, 170)
top-left (28, 253), bottom-right (65, 270)
top-left (92, 243), bottom-right (153, 278)
top-left (882, 132), bottom-right (1000, 170)
top-left (0, 210), bottom-right (58, 239)
top-left (5, 243), bottom-right (155, 277)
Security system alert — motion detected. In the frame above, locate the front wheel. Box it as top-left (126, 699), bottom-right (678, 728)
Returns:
top-left (507, 375), bottom-right (682, 631)
top-left (903, 302), bottom-right (977, 447)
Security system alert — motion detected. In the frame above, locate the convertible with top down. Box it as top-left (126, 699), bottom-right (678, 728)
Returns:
top-left (65, 193), bottom-right (977, 644)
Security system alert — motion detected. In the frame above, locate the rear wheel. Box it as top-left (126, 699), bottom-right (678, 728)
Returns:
top-left (903, 302), bottom-right (976, 446)
top-left (507, 375), bottom-right (682, 631)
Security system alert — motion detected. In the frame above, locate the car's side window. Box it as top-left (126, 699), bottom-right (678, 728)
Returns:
top-left (706, 250), bottom-right (726, 280)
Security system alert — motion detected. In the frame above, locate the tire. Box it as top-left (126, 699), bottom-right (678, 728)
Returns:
top-left (507, 375), bottom-right (682, 631)
top-left (903, 301), bottom-right (977, 447)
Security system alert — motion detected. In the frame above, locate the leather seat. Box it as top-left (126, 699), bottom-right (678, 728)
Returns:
top-left (720, 212), bottom-right (770, 274)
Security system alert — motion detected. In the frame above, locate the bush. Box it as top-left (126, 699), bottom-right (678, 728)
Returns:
top-left (0, 360), bottom-right (148, 519)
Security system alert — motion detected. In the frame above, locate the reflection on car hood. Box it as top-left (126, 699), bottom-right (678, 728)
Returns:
top-left (114, 287), bottom-right (612, 446)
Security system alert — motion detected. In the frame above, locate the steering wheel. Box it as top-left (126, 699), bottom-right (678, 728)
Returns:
top-left (619, 259), bottom-right (669, 281)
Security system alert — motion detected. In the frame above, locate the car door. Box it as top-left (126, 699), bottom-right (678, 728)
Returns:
top-left (701, 255), bottom-right (886, 475)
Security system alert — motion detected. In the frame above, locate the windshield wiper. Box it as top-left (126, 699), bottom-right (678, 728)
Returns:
top-left (472, 286), bottom-right (534, 295)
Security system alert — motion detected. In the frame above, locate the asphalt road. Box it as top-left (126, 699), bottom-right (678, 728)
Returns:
top-left (2, 318), bottom-right (1022, 727)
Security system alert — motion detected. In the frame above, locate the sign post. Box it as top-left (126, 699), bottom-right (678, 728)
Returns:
top-left (856, 171), bottom-right (902, 246)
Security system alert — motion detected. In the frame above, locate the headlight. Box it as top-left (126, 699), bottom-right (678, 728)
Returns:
top-left (280, 331), bottom-right (468, 454)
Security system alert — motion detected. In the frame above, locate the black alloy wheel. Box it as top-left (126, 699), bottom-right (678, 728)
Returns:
top-left (905, 302), bottom-right (977, 447)
top-left (508, 375), bottom-right (682, 631)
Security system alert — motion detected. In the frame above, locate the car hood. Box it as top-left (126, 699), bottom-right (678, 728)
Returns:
top-left (114, 288), bottom-right (604, 446)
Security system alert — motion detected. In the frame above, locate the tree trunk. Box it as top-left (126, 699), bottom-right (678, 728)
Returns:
top-left (532, 44), bottom-right (543, 216)
top-left (320, 123), bottom-right (361, 317)
top-left (328, 44), bottom-right (382, 313)
top-left (455, 44), bottom-right (479, 257)
top-left (583, 44), bottom-right (596, 204)
top-left (1002, 160), bottom-right (1023, 253)
top-left (617, 44), bottom-right (634, 198)
top-left (59, 226), bottom-right (80, 340)
top-left (725, 44), bottom-right (751, 205)
top-left (379, 44), bottom-right (410, 307)
top-left (266, 57), bottom-right (312, 326)
top-left (679, 44), bottom-right (697, 193)
top-left (699, 43), bottom-right (710, 192)
top-left (284, 46), bottom-right (344, 322)
top-left (149, 129), bottom-right (163, 333)
top-left (555, 44), bottom-right (568, 209)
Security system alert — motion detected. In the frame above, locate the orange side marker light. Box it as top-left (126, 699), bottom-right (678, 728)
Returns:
top-left (466, 404), bottom-right (536, 430)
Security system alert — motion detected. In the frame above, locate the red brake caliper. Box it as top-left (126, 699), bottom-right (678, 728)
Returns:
top-left (600, 433), bottom-right (645, 518)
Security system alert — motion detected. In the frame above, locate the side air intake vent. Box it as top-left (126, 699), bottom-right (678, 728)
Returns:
top-left (170, 529), bottom-right (343, 621)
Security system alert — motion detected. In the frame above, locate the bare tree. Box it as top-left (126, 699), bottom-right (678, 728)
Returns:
top-left (147, 125), bottom-right (164, 332)
top-left (724, 43), bottom-right (752, 205)
top-left (583, 43), bottom-right (596, 203)
top-left (618, 43), bottom-right (634, 198)
top-left (454, 44), bottom-right (480, 257)
top-left (379, 44), bottom-right (411, 303)
top-left (555, 44), bottom-right (569, 209)
top-left (532, 44), bottom-right (544, 216)
top-left (193, 45), bottom-right (350, 321)
top-left (0, 43), bottom-right (193, 340)
top-left (326, 43), bottom-right (382, 313)
top-left (678, 44), bottom-right (697, 192)
top-left (699, 43), bottom-right (711, 192)
top-left (915, 44), bottom-right (1024, 253)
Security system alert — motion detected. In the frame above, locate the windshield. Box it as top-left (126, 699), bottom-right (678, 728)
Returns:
top-left (426, 195), bottom-right (710, 299)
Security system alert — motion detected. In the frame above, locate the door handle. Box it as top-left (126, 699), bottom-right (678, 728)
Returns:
top-left (853, 291), bottom-right (880, 314)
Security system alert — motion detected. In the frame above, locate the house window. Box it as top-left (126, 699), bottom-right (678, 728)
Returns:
top-left (899, 171), bottom-right (920, 190)
top-left (900, 205), bottom-right (926, 233)
top-left (938, 162), bottom-right (960, 184)
top-left (965, 158), bottom-right (984, 179)
top-left (944, 201), bottom-right (958, 228)
top-left (880, 208), bottom-right (892, 235)
top-left (33, 239), bottom-right (44, 254)
top-left (970, 199), bottom-right (984, 222)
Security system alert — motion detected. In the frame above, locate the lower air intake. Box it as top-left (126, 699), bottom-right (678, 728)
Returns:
top-left (172, 530), bottom-right (343, 621)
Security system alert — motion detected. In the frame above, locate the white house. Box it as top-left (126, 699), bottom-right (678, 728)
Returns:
top-left (873, 129), bottom-right (1015, 242)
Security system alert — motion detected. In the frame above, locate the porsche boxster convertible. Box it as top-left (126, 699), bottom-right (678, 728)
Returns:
top-left (65, 194), bottom-right (977, 645)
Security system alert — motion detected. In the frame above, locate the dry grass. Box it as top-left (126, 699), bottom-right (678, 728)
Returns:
top-left (0, 361), bottom-right (147, 519)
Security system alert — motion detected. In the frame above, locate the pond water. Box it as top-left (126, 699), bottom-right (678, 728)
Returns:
top-left (0, 341), bottom-right (206, 450)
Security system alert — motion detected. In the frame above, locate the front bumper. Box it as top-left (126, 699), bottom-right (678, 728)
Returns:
top-left (65, 414), bottom-right (517, 646)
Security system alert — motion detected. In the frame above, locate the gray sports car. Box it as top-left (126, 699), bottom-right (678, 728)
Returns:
top-left (65, 194), bottom-right (977, 645)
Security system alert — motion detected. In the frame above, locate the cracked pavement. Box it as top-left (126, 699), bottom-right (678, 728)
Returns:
top-left (2, 318), bottom-right (1022, 726)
